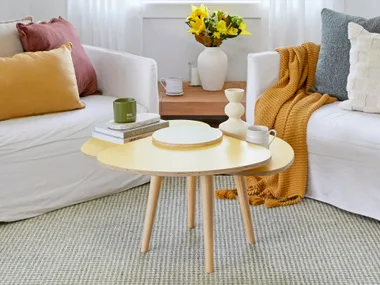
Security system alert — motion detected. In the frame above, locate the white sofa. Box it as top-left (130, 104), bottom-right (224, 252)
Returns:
top-left (0, 45), bottom-right (159, 222)
top-left (247, 52), bottom-right (380, 221)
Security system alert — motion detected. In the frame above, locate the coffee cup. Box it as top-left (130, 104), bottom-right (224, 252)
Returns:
top-left (246, 125), bottom-right (277, 149)
top-left (160, 77), bottom-right (183, 96)
top-left (113, 98), bottom-right (136, 123)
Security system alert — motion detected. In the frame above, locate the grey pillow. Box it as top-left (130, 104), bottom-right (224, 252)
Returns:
top-left (314, 9), bottom-right (380, 101)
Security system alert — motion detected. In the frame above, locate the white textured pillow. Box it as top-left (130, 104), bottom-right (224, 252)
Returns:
top-left (0, 16), bottom-right (33, 57)
top-left (340, 22), bottom-right (380, 113)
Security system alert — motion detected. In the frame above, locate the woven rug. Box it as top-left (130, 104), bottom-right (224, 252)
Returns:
top-left (1, 176), bottom-right (379, 285)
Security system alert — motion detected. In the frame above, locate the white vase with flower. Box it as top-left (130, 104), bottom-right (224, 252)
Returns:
top-left (186, 4), bottom-right (251, 91)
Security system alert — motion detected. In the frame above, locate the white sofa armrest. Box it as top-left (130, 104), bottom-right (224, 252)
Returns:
top-left (246, 52), bottom-right (280, 125)
top-left (83, 45), bottom-right (159, 113)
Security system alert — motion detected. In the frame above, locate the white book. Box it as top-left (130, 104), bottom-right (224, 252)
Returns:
top-left (92, 131), bottom-right (153, 144)
top-left (107, 113), bottom-right (161, 130)
top-left (94, 120), bottom-right (169, 139)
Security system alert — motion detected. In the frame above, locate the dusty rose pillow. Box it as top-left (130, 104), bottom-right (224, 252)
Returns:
top-left (16, 17), bottom-right (98, 96)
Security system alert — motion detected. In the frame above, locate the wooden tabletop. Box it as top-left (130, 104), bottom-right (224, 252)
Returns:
top-left (159, 82), bottom-right (246, 117)
top-left (81, 120), bottom-right (294, 177)
top-left (238, 136), bottom-right (294, 176)
top-left (96, 135), bottom-right (272, 176)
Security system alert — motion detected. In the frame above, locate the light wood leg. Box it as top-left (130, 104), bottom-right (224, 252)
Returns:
top-left (187, 176), bottom-right (197, 229)
top-left (200, 175), bottom-right (214, 273)
top-left (141, 176), bottom-right (163, 253)
top-left (234, 175), bottom-right (255, 245)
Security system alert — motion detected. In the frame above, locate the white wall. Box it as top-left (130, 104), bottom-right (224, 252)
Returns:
top-left (345, 0), bottom-right (380, 18)
top-left (2, 0), bottom-right (380, 81)
top-left (142, 3), bottom-right (261, 81)
top-left (146, 0), bottom-right (380, 81)
top-left (0, 0), bottom-right (67, 21)
top-left (0, 0), bottom-right (260, 81)
top-left (143, 18), bottom-right (261, 81)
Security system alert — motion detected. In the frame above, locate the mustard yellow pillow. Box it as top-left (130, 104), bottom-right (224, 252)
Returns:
top-left (0, 42), bottom-right (85, 121)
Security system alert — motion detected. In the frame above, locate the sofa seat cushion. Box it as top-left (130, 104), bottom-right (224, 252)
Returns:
top-left (306, 101), bottom-right (380, 220)
top-left (0, 95), bottom-right (148, 222)
top-left (307, 101), bottom-right (380, 162)
top-left (0, 95), bottom-right (147, 150)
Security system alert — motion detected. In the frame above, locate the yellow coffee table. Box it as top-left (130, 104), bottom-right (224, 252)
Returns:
top-left (81, 120), bottom-right (294, 273)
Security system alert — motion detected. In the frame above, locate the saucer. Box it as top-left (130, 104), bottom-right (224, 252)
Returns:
top-left (166, 91), bottom-right (184, 96)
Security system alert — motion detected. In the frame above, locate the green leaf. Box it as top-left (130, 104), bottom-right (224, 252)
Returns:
top-left (231, 16), bottom-right (243, 27)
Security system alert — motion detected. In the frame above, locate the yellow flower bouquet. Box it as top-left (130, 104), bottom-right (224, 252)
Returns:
top-left (186, 4), bottom-right (251, 47)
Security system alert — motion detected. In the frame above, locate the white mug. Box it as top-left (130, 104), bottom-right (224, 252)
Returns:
top-left (246, 125), bottom-right (277, 149)
top-left (160, 77), bottom-right (183, 96)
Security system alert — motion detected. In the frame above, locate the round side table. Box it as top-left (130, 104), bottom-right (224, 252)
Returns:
top-left (81, 120), bottom-right (294, 274)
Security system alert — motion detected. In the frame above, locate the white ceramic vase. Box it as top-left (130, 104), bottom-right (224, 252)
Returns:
top-left (197, 47), bottom-right (228, 91)
top-left (219, 88), bottom-right (248, 140)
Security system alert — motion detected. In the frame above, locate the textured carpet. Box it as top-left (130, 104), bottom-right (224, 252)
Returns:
top-left (0, 176), bottom-right (379, 285)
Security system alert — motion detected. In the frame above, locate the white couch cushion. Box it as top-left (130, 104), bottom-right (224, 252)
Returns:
top-left (0, 16), bottom-right (32, 57)
top-left (306, 102), bottom-right (380, 220)
top-left (0, 95), bottom-right (149, 222)
top-left (308, 101), bottom-right (380, 162)
top-left (0, 95), bottom-right (147, 147)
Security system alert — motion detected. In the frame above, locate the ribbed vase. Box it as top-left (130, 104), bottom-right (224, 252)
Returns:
top-left (197, 47), bottom-right (228, 91)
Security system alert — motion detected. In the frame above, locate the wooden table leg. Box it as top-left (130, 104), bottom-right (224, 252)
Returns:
top-left (187, 176), bottom-right (197, 229)
top-left (233, 175), bottom-right (256, 245)
top-left (200, 175), bottom-right (214, 273)
top-left (141, 176), bottom-right (163, 253)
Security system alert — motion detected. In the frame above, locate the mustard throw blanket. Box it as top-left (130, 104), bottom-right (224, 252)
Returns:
top-left (216, 43), bottom-right (337, 208)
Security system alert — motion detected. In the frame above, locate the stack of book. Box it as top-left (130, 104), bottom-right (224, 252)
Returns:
top-left (92, 113), bottom-right (169, 144)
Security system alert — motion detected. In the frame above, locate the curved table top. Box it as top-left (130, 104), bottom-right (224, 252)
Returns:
top-left (96, 135), bottom-right (272, 176)
top-left (236, 136), bottom-right (294, 176)
top-left (81, 120), bottom-right (294, 177)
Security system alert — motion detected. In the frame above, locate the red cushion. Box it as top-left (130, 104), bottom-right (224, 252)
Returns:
top-left (17, 17), bottom-right (98, 96)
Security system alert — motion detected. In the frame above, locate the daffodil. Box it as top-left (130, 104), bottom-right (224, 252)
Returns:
top-left (227, 27), bottom-right (238, 36)
top-left (188, 4), bottom-right (209, 19)
top-left (213, 32), bottom-right (221, 39)
top-left (239, 23), bottom-right (252, 35)
top-left (186, 4), bottom-right (250, 47)
top-left (217, 11), bottom-right (226, 22)
top-left (188, 16), bottom-right (206, 35)
top-left (216, 20), bottom-right (228, 35)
